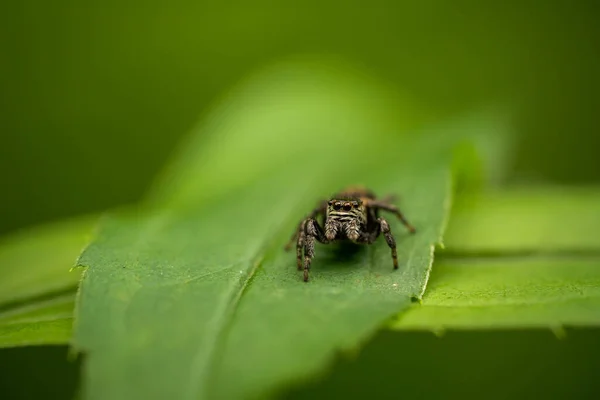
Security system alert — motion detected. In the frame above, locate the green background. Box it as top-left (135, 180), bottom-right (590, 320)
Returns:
top-left (2, 0), bottom-right (600, 235)
top-left (1, 1), bottom-right (600, 399)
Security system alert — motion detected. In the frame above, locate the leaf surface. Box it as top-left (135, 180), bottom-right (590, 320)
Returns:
top-left (394, 257), bottom-right (600, 330)
top-left (72, 61), bottom-right (480, 400)
top-left (394, 187), bottom-right (600, 331)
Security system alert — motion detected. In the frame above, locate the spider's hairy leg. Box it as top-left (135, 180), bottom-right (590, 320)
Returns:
top-left (303, 218), bottom-right (328, 282)
top-left (295, 219), bottom-right (307, 270)
top-left (377, 217), bottom-right (399, 269)
top-left (284, 201), bottom-right (326, 251)
top-left (370, 200), bottom-right (417, 234)
top-left (380, 194), bottom-right (397, 204)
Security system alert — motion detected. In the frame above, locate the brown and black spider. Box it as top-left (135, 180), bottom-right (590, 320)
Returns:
top-left (284, 186), bottom-right (416, 282)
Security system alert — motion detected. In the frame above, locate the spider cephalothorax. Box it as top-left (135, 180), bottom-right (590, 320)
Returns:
top-left (285, 186), bottom-right (416, 282)
top-left (324, 198), bottom-right (367, 242)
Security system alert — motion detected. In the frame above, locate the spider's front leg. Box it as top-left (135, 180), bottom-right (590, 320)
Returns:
top-left (302, 218), bottom-right (328, 282)
top-left (362, 217), bottom-right (399, 269)
top-left (377, 217), bottom-right (399, 269)
top-left (295, 219), bottom-right (308, 271)
top-left (284, 200), bottom-right (327, 251)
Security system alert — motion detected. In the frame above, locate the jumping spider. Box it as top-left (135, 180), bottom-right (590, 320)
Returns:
top-left (284, 186), bottom-right (416, 282)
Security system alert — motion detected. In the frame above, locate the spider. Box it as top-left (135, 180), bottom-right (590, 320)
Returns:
top-left (284, 186), bottom-right (416, 282)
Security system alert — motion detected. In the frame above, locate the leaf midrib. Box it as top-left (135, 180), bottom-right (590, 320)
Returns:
top-left (187, 254), bottom-right (264, 400)
top-left (187, 217), bottom-right (291, 400)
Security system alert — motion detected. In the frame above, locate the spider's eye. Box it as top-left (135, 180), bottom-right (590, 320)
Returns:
top-left (333, 203), bottom-right (341, 211)
top-left (343, 203), bottom-right (352, 211)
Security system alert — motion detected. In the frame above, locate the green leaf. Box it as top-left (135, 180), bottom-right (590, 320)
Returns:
top-left (444, 187), bottom-right (600, 254)
top-left (394, 257), bottom-right (600, 331)
top-left (0, 215), bottom-right (95, 347)
top-left (393, 186), bottom-right (600, 331)
top-left (0, 295), bottom-right (74, 347)
top-left (72, 60), bottom-right (493, 400)
top-left (0, 216), bottom-right (95, 308)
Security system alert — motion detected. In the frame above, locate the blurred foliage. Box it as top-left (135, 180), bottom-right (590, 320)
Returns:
top-left (286, 328), bottom-right (600, 400)
top-left (0, 346), bottom-right (80, 400)
top-left (2, 0), bottom-right (600, 235)
top-left (0, 215), bottom-right (94, 306)
top-left (0, 295), bottom-right (74, 347)
top-left (445, 187), bottom-right (600, 253)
